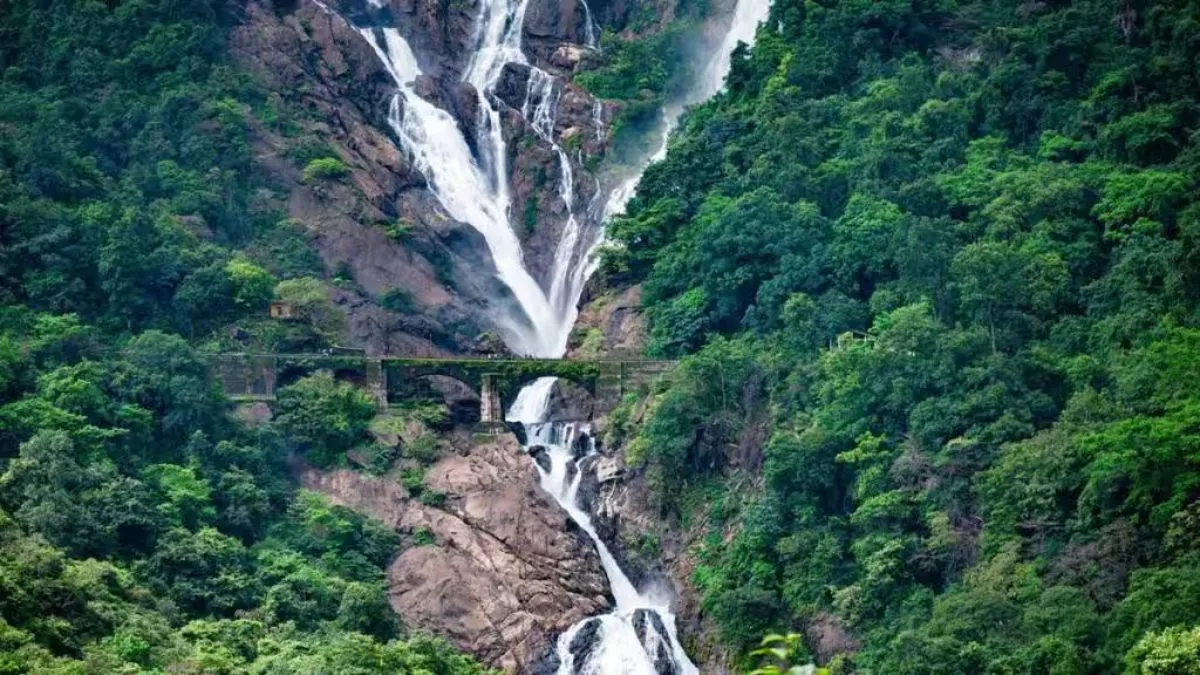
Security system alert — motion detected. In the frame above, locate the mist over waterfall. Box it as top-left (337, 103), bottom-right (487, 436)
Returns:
top-left (603, 0), bottom-right (773, 220)
top-left (322, 0), bottom-right (772, 668)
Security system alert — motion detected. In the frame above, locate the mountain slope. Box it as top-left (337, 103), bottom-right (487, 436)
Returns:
top-left (597, 0), bottom-right (1200, 670)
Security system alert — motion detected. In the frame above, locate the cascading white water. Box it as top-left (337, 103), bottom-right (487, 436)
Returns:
top-left (329, 0), bottom-right (771, 357)
top-left (508, 379), bottom-right (698, 674)
top-left (601, 0), bottom-right (773, 220)
top-left (520, 70), bottom-right (591, 333)
top-left (354, 24), bottom-right (562, 356)
top-left (498, 2), bottom-right (774, 669)
top-left (323, 0), bottom-right (773, 668)
top-left (579, 0), bottom-right (600, 47)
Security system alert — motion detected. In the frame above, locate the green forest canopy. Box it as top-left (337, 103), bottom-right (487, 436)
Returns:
top-left (601, 0), bottom-right (1200, 671)
top-left (0, 1), bottom-right (489, 672)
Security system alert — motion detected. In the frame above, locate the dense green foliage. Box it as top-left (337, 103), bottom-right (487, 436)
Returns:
top-left (0, 1), bottom-right (487, 672)
top-left (605, 0), bottom-right (1200, 671)
top-left (0, 329), bottom-right (488, 673)
top-left (274, 372), bottom-right (377, 468)
top-left (578, 26), bottom-right (694, 140)
top-left (0, 0), bottom-right (341, 352)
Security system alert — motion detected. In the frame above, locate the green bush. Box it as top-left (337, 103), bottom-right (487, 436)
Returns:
top-left (274, 372), bottom-right (377, 468)
top-left (399, 468), bottom-right (426, 494)
top-left (380, 288), bottom-right (416, 314)
top-left (418, 490), bottom-right (447, 508)
top-left (360, 443), bottom-right (400, 475)
top-left (385, 219), bottom-right (414, 241)
top-left (405, 435), bottom-right (442, 465)
top-left (302, 157), bottom-right (350, 182)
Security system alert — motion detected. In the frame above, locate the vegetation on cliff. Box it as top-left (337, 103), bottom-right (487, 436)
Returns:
top-left (574, 0), bottom-right (714, 155)
top-left (603, 0), bottom-right (1200, 670)
top-left (0, 1), bottom-right (489, 672)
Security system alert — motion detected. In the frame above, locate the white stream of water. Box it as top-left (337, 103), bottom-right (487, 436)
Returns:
top-left (508, 379), bottom-right (698, 674)
top-left (326, 0), bottom-right (772, 668)
top-left (602, 0), bottom-right (772, 220)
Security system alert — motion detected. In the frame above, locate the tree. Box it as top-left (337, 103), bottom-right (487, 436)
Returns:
top-left (273, 373), bottom-right (376, 468)
top-left (225, 258), bottom-right (275, 312)
top-left (273, 278), bottom-right (347, 347)
top-left (1126, 626), bottom-right (1200, 675)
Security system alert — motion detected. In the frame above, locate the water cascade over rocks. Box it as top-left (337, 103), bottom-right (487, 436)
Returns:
top-left (320, 0), bottom-right (772, 667)
top-left (603, 0), bottom-right (773, 219)
top-left (508, 379), bottom-right (698, 674)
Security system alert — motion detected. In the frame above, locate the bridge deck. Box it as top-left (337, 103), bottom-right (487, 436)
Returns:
top-left (206, 352), bottom-right (676, 365)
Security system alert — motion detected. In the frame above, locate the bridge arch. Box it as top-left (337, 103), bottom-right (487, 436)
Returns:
top-left (390, 372), bottom-right (482, 426)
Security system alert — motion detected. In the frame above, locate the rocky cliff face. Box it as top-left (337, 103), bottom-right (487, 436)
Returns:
top-left (230, 1), bottom-right (494, 355)
top-left (302, 432), bottom-right (610, 671)
top-left (229, 0), bottom-right (615, 355)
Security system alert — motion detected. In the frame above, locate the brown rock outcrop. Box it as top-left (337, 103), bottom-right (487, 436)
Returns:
top-left (567, 284), bottom-right (647, 358)
top-left (301, 433), bottom-right (610, 671)
top-left (229, 0), bottom-right (500, 355)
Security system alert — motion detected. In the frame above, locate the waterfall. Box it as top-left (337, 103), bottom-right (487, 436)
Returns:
top-left (354, 24), bottom-right (560, 356)
top-left (601, 0), bottom-right (773, 220)
top-left (579, 0), bottom-right (600, 47)
top-left (519, 70), bottom-right (597, 347)
top-left (508, 379), bottom-right (699, 674)
top-left (326, 0), bottom-right (770, 355)
top-left (498, 1), bottom-right (774, 669)
top-left (320, 0), bottom-right (773, 668)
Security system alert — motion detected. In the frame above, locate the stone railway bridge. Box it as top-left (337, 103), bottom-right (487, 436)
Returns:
top-left (206, 353), bottom-right (676, 422)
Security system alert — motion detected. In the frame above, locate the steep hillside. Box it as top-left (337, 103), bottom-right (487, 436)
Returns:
top-left (597, 0), bottom-right (1200, 671)
top-left (0, 0), bottom-right (733, 671)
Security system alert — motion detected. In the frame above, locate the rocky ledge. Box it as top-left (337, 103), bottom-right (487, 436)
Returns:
top-left (301, 432), bottom-right (610, 672)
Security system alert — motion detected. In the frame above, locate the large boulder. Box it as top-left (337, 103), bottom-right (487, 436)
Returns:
top-left (301, 433), bottom-right (610, 672)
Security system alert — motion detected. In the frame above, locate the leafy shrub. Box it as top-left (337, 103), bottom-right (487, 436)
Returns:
top-left (385, 219), bottom-right (414, 241)
top-left (399, 468), bottom-right (426, 494)
top-left (302, 157), bottom-right (350, 182)
top-left (360, 443), bottom-right (400, 475)
top-left (419, 490), bottom-right (447, 508)
top-left (380, 288), bottom-right (416, 314)
top-left (405, 435), bottom-right (442, 465)
top-left (274, 372), bottom-right (377, 468)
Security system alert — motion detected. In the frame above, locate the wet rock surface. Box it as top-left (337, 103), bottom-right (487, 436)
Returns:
top-left (301, 432), bottom-right (610, 671)
top-left (528, 444), bottom-right (552, 473)
top-left (545, 379), bottom-right (596, 422)
top-left (566, 617), bottom-right (603, 668)
top-left (633, 609), bottom-right (681, 675)
top-left (568, 284), bottom-right (648, 358)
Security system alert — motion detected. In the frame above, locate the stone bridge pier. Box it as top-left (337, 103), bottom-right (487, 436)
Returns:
top-left (479, 373), bottom-right (503, 423)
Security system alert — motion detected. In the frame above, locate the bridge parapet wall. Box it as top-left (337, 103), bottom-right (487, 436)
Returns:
top-left (205, 354), bottom-right (676, 416)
